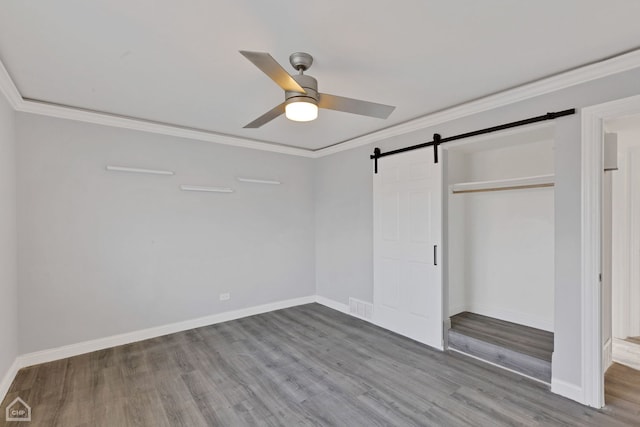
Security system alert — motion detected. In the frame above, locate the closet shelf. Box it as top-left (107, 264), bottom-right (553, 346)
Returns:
top-left (450, 174), bottom-right (554, 194)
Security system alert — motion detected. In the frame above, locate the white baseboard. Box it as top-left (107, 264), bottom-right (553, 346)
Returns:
top-left (16, 295), bottom-right (315, 370)
top-left (551, 378), bottom-right (584, 404)
top-left (0, 358), bottom-right (20, 404)
top-left (603, 338), bottom-right (613, 372)
top-left (315, 295), bottom-right (349, 313)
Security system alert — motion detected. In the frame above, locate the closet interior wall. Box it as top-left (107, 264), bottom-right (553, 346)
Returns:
top-left (446, 125), bottom-right (555, 332)
top-left (611, 126), bottom-right (640, 340)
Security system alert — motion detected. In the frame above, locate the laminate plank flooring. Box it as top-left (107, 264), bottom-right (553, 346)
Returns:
top-left (450, 311), bottom-right (554, 362)
top-left (626, 336), bottom-right (640, 346)
top-left (613, 338), bottom-right (640, 371)
top-left (1, 303), bottom-right (638, 426)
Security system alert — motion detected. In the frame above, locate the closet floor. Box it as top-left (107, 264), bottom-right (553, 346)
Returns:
top-left (625, 336), bottom-right (640, 345)
top-left (448, 312), bottom-right (554, 383)
top-left (613, 338), bottom-right (640, 371)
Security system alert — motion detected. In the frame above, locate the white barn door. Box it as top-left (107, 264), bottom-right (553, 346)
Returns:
top-left (373, 147), bottom-right (443, 349)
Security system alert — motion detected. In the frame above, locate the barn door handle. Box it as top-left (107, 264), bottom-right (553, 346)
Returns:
top-left (433, 245), bottom-right (437, 266)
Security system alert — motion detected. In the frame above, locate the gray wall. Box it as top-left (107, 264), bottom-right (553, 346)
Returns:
top-left (0, 94), bottom-right (17, 382)
top-left (6, 64), bottom-right (640, 396)
top-left (17, 114), bottom-right (315, 353)
top-left (315, 67), bottom-right (640, 391)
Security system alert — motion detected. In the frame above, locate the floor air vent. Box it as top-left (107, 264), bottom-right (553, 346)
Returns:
top-left (349, 298), bottom-right (373, 320)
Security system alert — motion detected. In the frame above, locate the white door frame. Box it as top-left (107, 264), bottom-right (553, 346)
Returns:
top-left (581, 93), bottom-right (640, 408)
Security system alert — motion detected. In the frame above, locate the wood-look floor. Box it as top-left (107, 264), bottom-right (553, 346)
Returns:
top-left (1, 303), bottom-right (639, 426)
top-left (613, 338), bottom-right (640, 371)
top-left (450, 312), bottom-right (554, 362)
top-left (626, 336), bottom-right (640, 346)
top-left (448, 312), bottom-right (553, 383)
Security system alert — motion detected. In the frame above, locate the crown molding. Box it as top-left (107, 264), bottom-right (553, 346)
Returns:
top-left (17, 100), bottom-right (315, 157)
top-left (1, 49), bottom-right (640, 158)
top-left (314, 48), bottom-right (640, 157)
top-left (0, 58), bottom-right (22, 109)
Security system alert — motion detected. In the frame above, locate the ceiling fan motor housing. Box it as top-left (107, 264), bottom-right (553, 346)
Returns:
top-left (285, 74), bottom-right (318, 106)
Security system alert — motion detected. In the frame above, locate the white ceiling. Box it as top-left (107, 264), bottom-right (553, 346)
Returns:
top-left (1, 1), bottom-right (640, 151)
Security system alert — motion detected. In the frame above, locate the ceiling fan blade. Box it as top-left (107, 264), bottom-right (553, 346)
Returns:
top-left (239, 51), bottom-right (306, 94)
top-left (243, 102), bottom-right (286, 128)
top-left (318, 93), bottom-right (395, 119)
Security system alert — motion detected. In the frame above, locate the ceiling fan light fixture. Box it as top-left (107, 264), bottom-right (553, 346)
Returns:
top-left (285, 99), bottom-right (318, 122)
top-left (240, 50), bottom-right (395, 128)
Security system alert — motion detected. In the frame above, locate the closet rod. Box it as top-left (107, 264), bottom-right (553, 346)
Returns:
top-left (369, 108), bottom-right (575, 173)
top-left (452, 182), bottom-right (554, 194)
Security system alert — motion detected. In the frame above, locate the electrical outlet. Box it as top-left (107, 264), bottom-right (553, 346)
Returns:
top-left (219, 293), bottom-right (230, 301)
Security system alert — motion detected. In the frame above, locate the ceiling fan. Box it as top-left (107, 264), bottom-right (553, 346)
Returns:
top-left (239, 51), bottom-right (396, 128)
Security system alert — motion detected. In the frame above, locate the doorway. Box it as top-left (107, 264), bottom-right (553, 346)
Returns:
top-left (443, 124), bottom-right (555, 383)
top-left (581, 93), bottom-right (640, 408)
top-left (604, 114), bottom-right (640, 374)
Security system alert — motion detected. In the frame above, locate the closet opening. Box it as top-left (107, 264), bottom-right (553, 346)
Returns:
top-left (443, 123), bottom-right (555, 384)
top-left (602, 113), bottom-right (640, 408)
